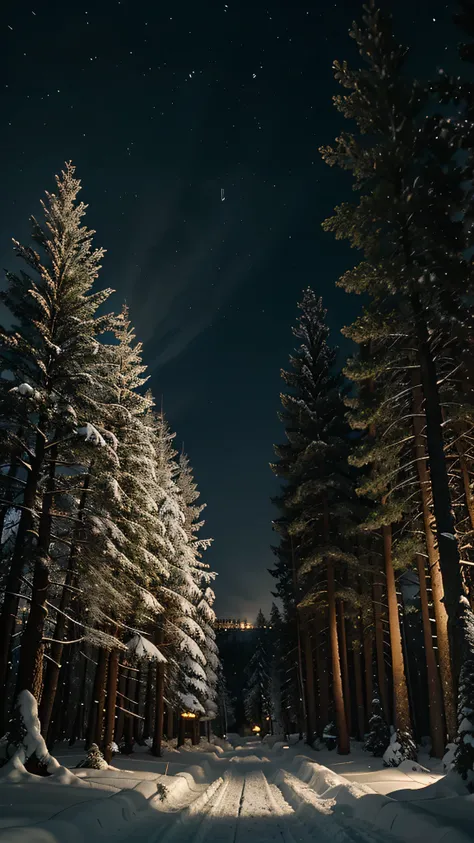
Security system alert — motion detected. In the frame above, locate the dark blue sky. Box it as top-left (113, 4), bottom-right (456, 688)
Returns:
top-left (0, 0), bottom-right (458, 618)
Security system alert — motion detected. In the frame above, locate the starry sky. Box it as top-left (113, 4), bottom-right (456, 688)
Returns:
top-left (0, 0), bottom-right (459, 619)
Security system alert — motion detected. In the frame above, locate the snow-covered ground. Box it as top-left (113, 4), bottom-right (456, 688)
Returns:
top-left (0, 735), bottom-right (472, 842)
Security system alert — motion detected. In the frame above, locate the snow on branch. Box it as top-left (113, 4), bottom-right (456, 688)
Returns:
top-left (125, 632), bottom-right (167, 662)
top-left (178, 692), bottom-right (205, 714)
top-left (76, 422), bottom-right (107, 448)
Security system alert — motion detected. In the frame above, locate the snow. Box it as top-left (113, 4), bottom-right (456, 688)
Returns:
top-left (1, 734), bottom-right (473, 843)
top-left (178, 692), bottom-right (206, 714)
top-left (177, 615), bottom-right (206, 642)
top-left (10, 382), bottom-right (40, 400)
top-left (178, 629), bottom-right (206, 664)
top-left (125, 633), bottom-right (167, 662)
top-left (184, 656), bottom-right (207, 680)
top-left (442, 743), bottom-right (456, 772)
top-left (76, 423), bottom-right (107, 448)
top-left (139, 588), bottom-right (163, 613)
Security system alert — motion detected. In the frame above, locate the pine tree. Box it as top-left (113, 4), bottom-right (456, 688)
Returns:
top-left (76, 742), bottom-right (108, 770)
top-left (320, 1), bottom-right (474, 695)
top-left (364, 692), bottom-right (391, 758)
top-left (272, 288), bottom-right (354, 754)
top-left (243, 611), bottom-right (271, 730)
top-left (0, 164), bottom-right (115, 715)
top-left (454, 642), bottom-right (474, 784)
top-left (215, 664), bottom-right (235, 737)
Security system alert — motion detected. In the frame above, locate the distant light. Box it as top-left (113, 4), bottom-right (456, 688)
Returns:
top-left (283, 745), bottom-right (290, 750)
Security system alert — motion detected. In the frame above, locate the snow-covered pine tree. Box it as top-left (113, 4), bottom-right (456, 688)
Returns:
top-left (215, 663), bottom-right (235, 737)
top-left (145, 412), bottom-right (207, 750)
top-left (174, 450), bottom-right (219, 734)
top-left (272, 288), bottom-right (355, 754)
top-left (243, 610), bottom-right (271, 731)
top-left (0, 164), bottom-right (115, 717)
top-left (76, 742), bottom-right (108, 770)
top-left (38, 305), bottom-right (168, 750)
top-left (321, 2), bottom-right (474, 714)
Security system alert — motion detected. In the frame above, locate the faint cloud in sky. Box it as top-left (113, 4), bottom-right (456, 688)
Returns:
top-left (117, 171), bottom-right (289, 370)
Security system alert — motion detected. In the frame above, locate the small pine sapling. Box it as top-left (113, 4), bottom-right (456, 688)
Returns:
top-left (364, 693), bottom-right (390, 757)
top-left (76, 743), bottom-right (108, 770)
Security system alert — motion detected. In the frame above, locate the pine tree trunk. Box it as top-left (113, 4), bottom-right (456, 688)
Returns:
top-left (15, 443), bottom-right (58, 701)
top-left (46, 655), bottom-right (67, 748)
top-left (327, 562), bottom-right (349, 754)
top-left (59, 644), bottom-right (74, 741)
top-left (177, 715), bottom-right (185, 748)
top-left (362, 597), bottom-right (374, 728)
top-left (123, 668), bottom-right (136, 753)
top-left (103, 649), bottom-right (119, 763)
top-left (94, 652), bottom-right (108, 748)
top-left (0, 432), bottom-right (45, 713)
top-left (166, 706), bottom-right (174, 739)
top-left (338, 601), bottom-right (352, 737)
top-left (134, 666), bottom-right (143, 743)
top-left (302, 623), bottom-right (317, 744)
top-left (152, 628), bottom-right (165, 756)
top-left (86, 647), bottom-right (107, 748)
top-left (38, 576), bottom-right (77, 737)
top-left (353, 620), bottom-right (366, 740)
top-left (69, 654), bottom-right (88, 745)
top-left (115, 666), bottom-right (127, 743)
top-left (416, 554), bottom-right (445, 757)
top-left (143, 662), bottom-right (155, 740)
top-left (412, 377), bottom-right (457, 741)
top-left (290, 536), bottom-right (307, 736)
top-left (372, 566), bottom-right (389, 722)
top-left (39, 469), bottom-right (91, 736)
top-left (383, 523), bottom-right (413, 741)
top-left (412, 299), bottom-right (470, 682)
top-left (313, 613), bottom-right (329, 736)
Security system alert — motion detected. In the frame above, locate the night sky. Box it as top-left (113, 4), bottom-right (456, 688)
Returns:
top-left (1, 1), bottom-right (458, 619)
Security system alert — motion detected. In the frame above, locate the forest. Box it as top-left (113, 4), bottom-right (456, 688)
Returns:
top-left (255, 0), bottom-right (474, 778)
top-left (0, 164), bottom-right (220, 767)
top-left (2, 0), bottom-right (474, 792)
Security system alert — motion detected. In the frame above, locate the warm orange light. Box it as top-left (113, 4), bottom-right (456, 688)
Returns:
top-left (181, 712), bottom-right (197, 719)
top-left (252, 725), bottom-right (261, 733)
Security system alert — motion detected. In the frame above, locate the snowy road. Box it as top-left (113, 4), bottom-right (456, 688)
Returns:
top-left (1, 737), bottom-right (470, 843)
top-left (136, 739), bottom-right (402, 843)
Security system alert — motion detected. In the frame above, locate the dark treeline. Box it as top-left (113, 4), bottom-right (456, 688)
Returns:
top-left (269, 1), bottom-right (474, 778)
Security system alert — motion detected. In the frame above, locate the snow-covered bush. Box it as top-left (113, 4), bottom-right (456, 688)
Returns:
top-left (442, 742), bottom-right (457, 773)
top-left (383, 730), bottom-right (417, 767)
top-left (76, 743), bottom-right (108, 770)
top-left (0, 690), bottom-right (61, 775)
top-left (364, 694), bottom-right (390, 757)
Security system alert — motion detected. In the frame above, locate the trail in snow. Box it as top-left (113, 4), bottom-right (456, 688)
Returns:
top-left (141, 739), bottom-right (398, 843)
